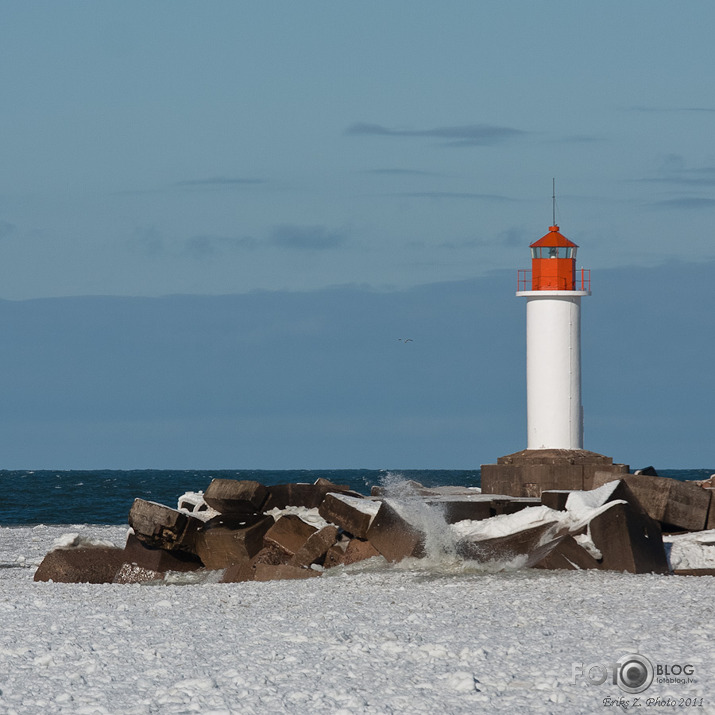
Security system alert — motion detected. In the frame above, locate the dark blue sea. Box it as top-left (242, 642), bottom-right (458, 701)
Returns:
top-left (1, 468), bottom-right (712, 526)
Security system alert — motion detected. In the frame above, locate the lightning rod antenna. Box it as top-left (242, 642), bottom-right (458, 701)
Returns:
top-left (552, 178), bottom-right (556, 226)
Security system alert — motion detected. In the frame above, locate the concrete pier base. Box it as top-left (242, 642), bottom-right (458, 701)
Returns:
top-left (480, 449), bottom-right (628, 497)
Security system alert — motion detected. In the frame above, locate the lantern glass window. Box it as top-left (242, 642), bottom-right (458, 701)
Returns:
top-left (531, 247), bottom-right (577, 259)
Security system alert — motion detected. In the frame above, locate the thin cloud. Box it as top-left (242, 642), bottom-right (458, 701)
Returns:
top-left (269, 224), bottom-right (348, 250)
top-left (437, 226), bottom-right (527, 250)
top-left (128, 228), bottom-right (259, 258)
top-left (184, 235), bottom-right (258, 258)
top-left (438, 237), bottom-right (491, 250)
top-left (388, 191), bottom-right (516, 201)
top-left (640, 156), bottom-right (715, 187)
top-left (175, 177), bottom-right (265, 187)
top-left (128, 226), bottom-right (165, 256)
top-left (628, 105), bottom-right (715, 113)
top-left (555, 134), bottom-right (604, 144)
top-left (346, 122), bottom-right (525, 146)
top-left (363, 168), bottom-right (447, 177)
top-left (645, 170), bottom-right (715, 187)
top-left (498, 226), bottom-right (528, 248)
top-left (651, 197), bottom-right (715, 209)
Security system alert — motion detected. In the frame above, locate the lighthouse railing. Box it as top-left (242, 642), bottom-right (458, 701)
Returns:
top-left (517, 269), bottom-right (591, 291)
top-left (578, 268), bottom-right (591, 291)
top-left (517, 269), bottom-right (531, 291)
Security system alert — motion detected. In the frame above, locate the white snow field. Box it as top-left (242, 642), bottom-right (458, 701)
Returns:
top-left (0, 524), bottom-right (713, 714)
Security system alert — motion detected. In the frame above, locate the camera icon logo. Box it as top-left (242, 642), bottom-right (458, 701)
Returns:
top-left (616, 654), bottom-right (654, 694)
top-left (572, 653), bottom-right (655, 694)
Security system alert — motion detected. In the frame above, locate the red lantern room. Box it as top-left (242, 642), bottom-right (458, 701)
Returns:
top-left (529, 225), bottom-right (578, 290)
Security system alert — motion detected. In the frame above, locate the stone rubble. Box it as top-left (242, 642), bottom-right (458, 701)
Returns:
top-left (34, 473), bottom-right (715, 584)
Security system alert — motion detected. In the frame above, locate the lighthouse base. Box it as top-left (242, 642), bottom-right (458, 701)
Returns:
top-left (480, 449), bottom-right (629, 498)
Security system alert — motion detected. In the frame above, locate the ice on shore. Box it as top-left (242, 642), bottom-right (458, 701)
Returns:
top-left (1, 524), bottom-right (712, 714)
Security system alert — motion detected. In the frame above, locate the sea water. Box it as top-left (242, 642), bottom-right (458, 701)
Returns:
top-left (1, 468), bottom-right (710, 525)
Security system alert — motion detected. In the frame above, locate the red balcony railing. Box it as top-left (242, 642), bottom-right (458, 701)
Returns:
top-left (517, 269), bottom-right (591, 292)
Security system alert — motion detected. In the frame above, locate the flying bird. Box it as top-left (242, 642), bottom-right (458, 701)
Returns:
top-left (397, 338), bottom-right (414, 343)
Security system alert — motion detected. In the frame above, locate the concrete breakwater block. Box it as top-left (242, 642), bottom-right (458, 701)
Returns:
top-left (220, 525), bottom-right (339, 582)
top-left (34, 546), bottom-right (126, 584)
top-left (489, 496), bottom-right (542, 516)
top-left (365, 501), bottom-right (426, 562)
top-left (589, 502), bottom-right (669, 574)
top-left (37, 474), bottom-right (702, 584)
top-left (318, 493), bottom-right (380, 538)
top-left (195, 514), bottom-right (275, 570)
top-left (342, 538), bottom-right (381, 565)
top-left (533, 535), bottom-right (602, 571)
top-left (540, 490), bottom-right (573, 511)
top-left (263, 480), bottom-right (353, 510)
top-left (264, 514), bottom-right (318, 558)
top-left (128, 498), bottom-right (203, 554)
top-left (123, 532), bottom-right (203, 572)
top-left (592, 473), bottom-right (711, 532)
top-left (423, 495), bottom-right (493, 523)
top-left (455, 521), bottom-right (563, 564)
top-left (290, 525), bottom-right (340, 568)
top-left (203, 479), bottom-right (268, 514)
top-left (254, 563), bottom-right (321, 581)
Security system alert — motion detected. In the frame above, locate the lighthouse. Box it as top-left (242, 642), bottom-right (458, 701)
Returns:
top-left (480, 215), bottom-right (628, 497)
top-left (517, 224), bottom-right (590, 450)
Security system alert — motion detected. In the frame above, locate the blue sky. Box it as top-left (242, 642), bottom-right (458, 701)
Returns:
top-left (0, 3), bottom-right (713, 469)
top-left (2, 2), bottom-right (715, 298)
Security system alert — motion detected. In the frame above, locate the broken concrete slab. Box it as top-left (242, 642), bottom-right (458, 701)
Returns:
top-left (540, 490), bottom-right (573, 511)
top-left (202, 479), bottom-right (268, 514)
top-left (588, 501), bottom-right (669, 574)
top-left (313, 477), bottom-right (350, 491)
top-left (323, 541), bottom-right (349, 569)
top-left (591, 473), bottom-right (711, 532)
top-left (321, 537), bottom-right (381, 568)
top-left (673, 568), bottom-right (715, 577)
top-left (423, 495), bottom-right (493, 524)
top-left (34, 546), bottom-right (126, 584)
top-left (455, 521), bottom-right (561, 564)
top-left (263, 481), bottom-right (355, 510)
top-left (342, 538), bottom-right (381, 565)
top-left (128, 499), bottom-right (203, 554)
top-left (318, 493), bottom-right (380, 538)
top-left (221, 543), bottom-right (293, 583)
top-left (195, 515), bottom-right (274, 570)
top-left (290, 525), bottom-right (340, 568)
top-left (123, 532), bottom-right (203, 573)
top-left (566, 479), bottom-right (652, 521)
top-left (533, 534), bottom-right (602, 571)
top-left (254, 563), bottom-right (322, 581)
top-left (220, 559), bottom-right (258, 583)
top-left (263, 514), bottom-right (318, 558)
top-left (489, 497), bottom-right (542, 516)
top-left (365, 501), bottom-right (425, 562)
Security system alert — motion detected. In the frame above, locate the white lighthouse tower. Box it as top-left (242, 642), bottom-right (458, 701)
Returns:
top-left (480, 211), bottom-right (628, 497)
top-left (516, 224), bottom-right (590, 450)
